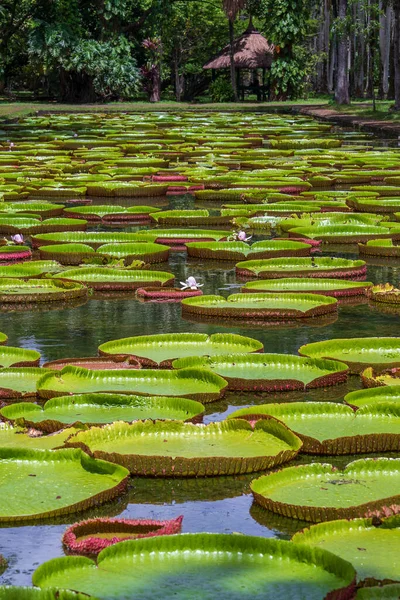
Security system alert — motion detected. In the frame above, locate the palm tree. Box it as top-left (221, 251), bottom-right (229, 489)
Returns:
top-left (222, 0), bottom-right (247, 101)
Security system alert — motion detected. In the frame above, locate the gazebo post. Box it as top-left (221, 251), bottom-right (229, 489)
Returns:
top-left (262, 68), bottom-right (266, 101)
top-left (236, 69), bottom-right (242, 101)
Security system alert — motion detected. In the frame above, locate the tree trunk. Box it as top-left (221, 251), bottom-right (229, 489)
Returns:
top-left (335, 0), bottom-right (350, 104)
top-left (379, 2), bottom-right (392, 98)
top-left (393, 0), bottom-right (400, 109)
top-left (150, 67), bottom-right (161, 102)
top-left (228, 19), bottom-right (238, 102)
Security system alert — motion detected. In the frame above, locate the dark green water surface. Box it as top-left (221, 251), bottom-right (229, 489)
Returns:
top-left (0, 155), bottom-right (400, 585)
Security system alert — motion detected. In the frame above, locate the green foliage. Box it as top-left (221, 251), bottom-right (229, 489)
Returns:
top-left (209, 77), bottom-right (235, 102)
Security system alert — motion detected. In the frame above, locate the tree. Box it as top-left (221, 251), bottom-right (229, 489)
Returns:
top-left (334, 0), bottom-right (350, 104)
top-left (251, 0), bottom-right (310, 99)
top-left (393, 0), bottom-right (400, 109)
top-left (28, 0), bottom-right (141, 102)
top-left (221, 0), bottom-right (247, 101)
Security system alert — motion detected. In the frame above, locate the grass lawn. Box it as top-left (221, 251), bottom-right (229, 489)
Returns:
top-left (0, 98), bottom-right (329, 119)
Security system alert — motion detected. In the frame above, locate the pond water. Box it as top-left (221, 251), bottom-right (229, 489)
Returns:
top-left (0, 112), bottom-right (399, 589)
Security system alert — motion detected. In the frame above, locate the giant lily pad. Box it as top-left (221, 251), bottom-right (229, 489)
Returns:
top-left (0, 394), bottom-right (205, 432)
top-left (172, 353), bottom-right (348, 391)
top-left (97, 242), bottom-right (169, 264)
top-left (241, 277), bottom-right (372, 297)
top-left (0, 261), bottom-right (62, 279)
top-left (0, 245), bottom-right (32, 262)
top-left (32, 532), bottom-right (356, 600)
top-left (288, 225), bottom-right (394, 244)
top-left (0, 345), bottom-right (40, 367)
top-left (0, 201), bottom-right (63, 217)
top-left (229, 402), bottom-right (400, 454)
top-left (235, 257), bottom-right (366, 279)
top-left (32, 232), bottom-right (143, 250)
top-left (345, 386), bottom-right (400, 408)
top-left (64, 205), bottom-right (159, 223)
top-left (181, 293), bottom-right (338, 320)
top-left (0, 423), bottom-right (82, 450)
top-left (292, 516), bottom-right (400, 584)
top-left (361, 367), bottom-right (400, 388)
top-left (251, 458), bottom-right (400, 522)
top-left (0, 367), bottom-right (50, 399)
top-left (186, 240), bottom-right (312, 261)
top-left (65, 419), bottom-right (301, 476)
top-left (98, 332), bottom-right (263, 367)
top-left (0, 447), bottom-right (128, 522)
top-left (55, 268), bottom-right (174, 291)
top-left (355, 585), bottom-right (400, 599)
top-left (359, 236), bottom-right (400, 257)
top-left (62, 515), bottom-right (184, 556)
top-left (132, 229), bottom-right (230, 245)
top-left (0, 589), bottom-right (96, 600)
top-left (299, 337), bottom-right (400, 373)
top-left (0, 278), bottom-right (88, 303)
top-left (37, 366), bottom-right (227, 402)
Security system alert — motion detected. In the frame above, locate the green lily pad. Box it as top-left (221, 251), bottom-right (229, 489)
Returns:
top-left (172, 353), bottom-right (348, 391)
top-left (181, 293), bottom-right (338, 320)
top-left (55, 268), bottom-right (174, 290)
top-left (229, 402), bottom-right (400, 454)
top-left (0, 367), bottom-right (50, 399)
top-left (37, 366), bottom-right (227, 403)
top-left (97, 243), bottom-right (169, 264)
top-left (0, 394), bottom-right (205, 432)
top-left (361, 367), bottom-right (400, 388)
top-left (32, 232), bottom-right (143, 250)
top-left (0, 201), bottom-right (63, 217)
top-left (288, 225), bottom-right (393, 243)
top-left (98, 333), bottom-right (263, 367)
top-left (0, 332), bottom-right (7, 344)
top-left (355, 584), bottom-right (400, 599)
top-left (65, 419), bottom-right (301, 476)
top-left (0, 261), bottom-right (62, 278)
top-left (292, 516), bottom-right (400, 584)
top-left (186, 240), bottom-right (312, 261)
top-left (345, 387), bottom-right (400, 408)
top-left (0, 588), bottom-right (97, 600)
top-left (0, 447), bottom-right (129, 522)
top-left (32, 532), bottom-right (356, 600)
top-left (0, 278), bottom-right (88, 303)
top-left (0, 423), bottom-right (82, 449)
top-left (359, 239), bottom-right (400, 257)
top-left (235, 257), bottom-right (366, 279)
top-left (0, 345), bottom-right (40, 367)
top-left (251, 457), bottom-right (400, 522)
top-left (241, 277), bottom-right (372, 297)
top-left (132, 229), bottom-right (230, 244)
top-left (299, 337), bottom-right (400, 373)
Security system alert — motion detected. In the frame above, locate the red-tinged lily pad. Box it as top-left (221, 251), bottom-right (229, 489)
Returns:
top-left (181, 293), bottom-right (338, 321)
top-left (0, 394), bottom-right (205, 432)
top-left (98, 332), bottom-right (263, 368)
top-left (355, 584), bottom-right (400, 600)
top-left (361, 367), bottom-right (400, 388)
top-left (172, 353), bottom-right (348, 391)
top-left (251, 457), bottom-right (400, 522)
top-left (136, 287), bottom-right (203, 301)
top-left (299, 337), bottom-right (400, 374)
top-left (62, 515), bottom-right (184, 556)
top-left (32, 532), bottom-right (356, 600)
top-left (43, 356), bottom-right (141, 371)
top-left (64, 418), bottom-right (302, 477)
top-left (229, 402), bottom-right (400, 454)
top-left (37, 365), bottom-right (227, 403)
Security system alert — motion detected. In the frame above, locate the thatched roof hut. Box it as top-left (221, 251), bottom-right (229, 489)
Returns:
top-left (203, 23), bottom-right (274, 71)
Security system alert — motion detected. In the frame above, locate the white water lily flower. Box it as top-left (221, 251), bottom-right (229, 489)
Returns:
top-left (11, 234), bottom-right (24, 244)
top-left (180, 276), bottom-right (204, 290)
top-left (237, 230), bottom-right (252, 242)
